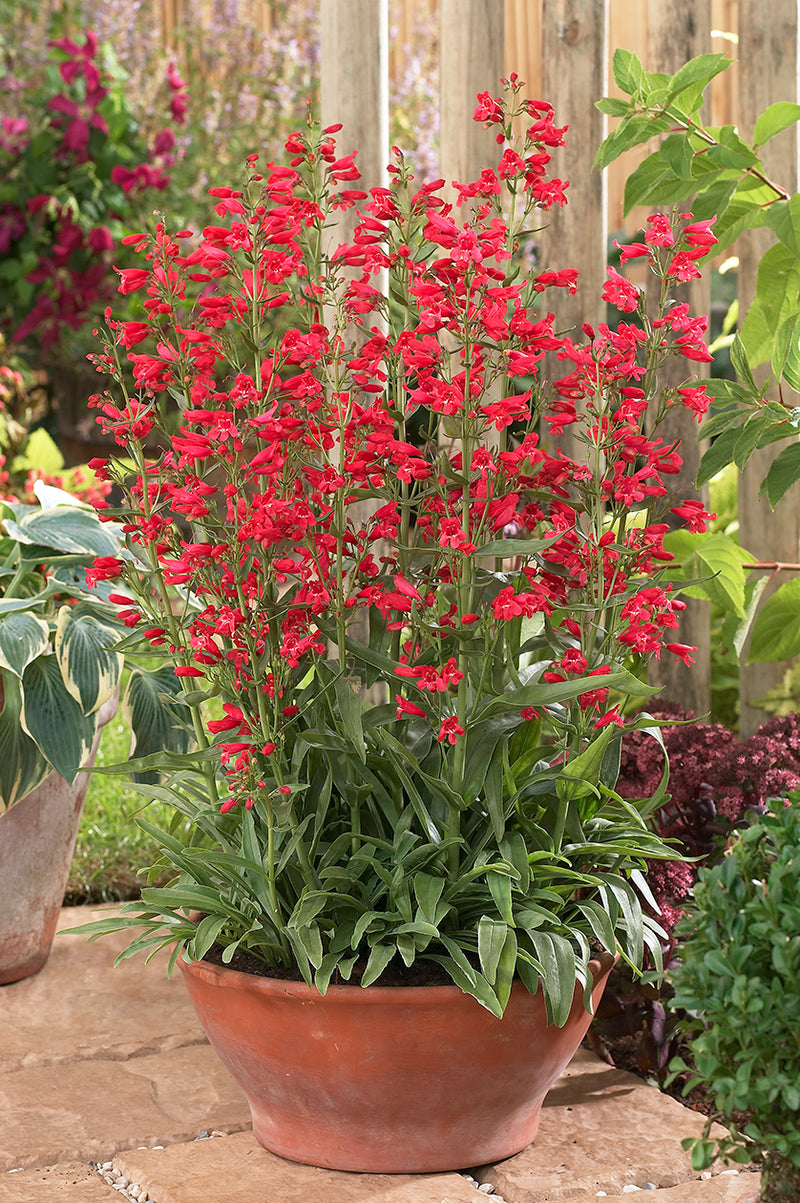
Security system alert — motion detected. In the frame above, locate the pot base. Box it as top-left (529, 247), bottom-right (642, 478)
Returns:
top-left (179, 953), bottom-right (615, 1173)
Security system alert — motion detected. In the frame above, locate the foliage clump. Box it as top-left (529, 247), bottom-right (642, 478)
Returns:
top-left (669, 801), bottom-right (800, 1200)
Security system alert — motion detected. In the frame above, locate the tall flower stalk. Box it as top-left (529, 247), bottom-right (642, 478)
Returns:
top-left (81, 79), bottom-right (716, 1020)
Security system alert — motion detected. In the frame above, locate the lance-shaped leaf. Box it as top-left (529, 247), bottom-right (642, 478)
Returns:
top-left (20, 653), bottom-right (97, 785)
top-left (0, 611), bottom-right (49, 678)
top-left (55, 607), bottom-right (123, 715)
top-left (0, 672), bottom-right (50, 811)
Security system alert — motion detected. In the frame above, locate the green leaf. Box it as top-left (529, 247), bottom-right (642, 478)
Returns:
top-left (697, 427), bottom-right (741, 488)
top-left (695, 535), bottom-right (748, 617)
top-left (0, 672), bottom-right (50, 810)
top-left (595, 97), bottom-right (631, 118)
top-left (54, 607), bottom-right (122, 715)
top-left (121, 666), bottom-right (193, 784)
top-left (20, 653), bottom-right (97, 784)
top-left (665, 53), bottom-right (731, 106)
top-left (753, 101), bottom-right (800, 148)
top-left (2, 505), bottom-right (123, 559)
top-left (766, 193), bottom-right (800, 257)
top-left (612, 48), bottom-right (644, 97)
top-left (478, 915), bottom-right (509, 986)
top-left (748, 577), bottom-right (800, 662)
top-left (740, 244), bottom-right (800, 367)
top-left (0, 611), bottom-right (49, 678)
top-left (333, 676), bottom-right (366, 763)
top-left (528, 930), bottom-right (577, 1027)
top-left (773, 313), bottom-right (800, 392)
top-left (761, 440), bottom-right (800, 507)
top-left (557, 724), bottom-right (617, 801)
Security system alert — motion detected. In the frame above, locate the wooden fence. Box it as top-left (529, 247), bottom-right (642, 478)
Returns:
top-left (149, 2), bottom-right (799, 729)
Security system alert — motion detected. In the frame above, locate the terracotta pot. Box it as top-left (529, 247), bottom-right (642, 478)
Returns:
top-left (0, 692), bottom-right (118, 985)
top-left (179, 949), bottom-right (616, 1173)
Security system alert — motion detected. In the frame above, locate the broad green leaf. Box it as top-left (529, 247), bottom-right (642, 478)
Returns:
top-left (753, 101), bottom-right (800, 148)
top-left (624, 156), bottom-right (695, 214)
top-left (0, 672), bottom-right (50, 810)
top-left (122, 666), bottom-right (193, 784)
top-left (2, 505), bottom-right (123, 559)
top-left (20, 653), bottom-right (97, 784)
top-left (697, 427), bottom-right (741, 488)
top-left (593, 113), bottom-right (666, 172)
top-left (773, 313), bottom-right (800, 392)
top-left (612, 48), bottom-right (644, 97)
top-left (766, 193), bottom-right (800, 258)
top-left (761, 440), bottom-right (800, 507)
top-left (413, 872), bottom-right (446, 924)
top-left (0, 611), bottom-right (49, 678)
top-left (664, 53), bottom-right (731, 106)
top-left (748, 576), bottom-right (800, 662)
top-left (740, 244), bottom-right (800, 366)
top-left (54, 607), bottom-right (122, 715)
top-left (732, 413), bottom-right (777, 472)
top-left (595, 96), bottom-right (631, 118)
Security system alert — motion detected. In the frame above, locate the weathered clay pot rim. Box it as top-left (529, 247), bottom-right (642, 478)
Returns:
top-left (180, 948), bottom-right (618, 1004)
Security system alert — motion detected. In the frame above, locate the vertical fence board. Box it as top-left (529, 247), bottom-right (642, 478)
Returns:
top-left (737, 0), bottom-right (800, 735)
top-left (439, 0), bottom-right (505, 186)
top-left (538, 0), bottom-right (607, 460)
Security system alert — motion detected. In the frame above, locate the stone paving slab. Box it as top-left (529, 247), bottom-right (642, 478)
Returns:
top-left (3, 907), bottom-right (203, 1072)
top-left (113, 1130), bottom-right (485, 1203)
top-left (597, 1171), bottom-right (760, 1201)
top-left (0, 1162), bottom-right (118, 1203)
top-left (477, 1050), bottom-right (728, 1202)
top-left (0, 1045), bottom-right (249, 1172)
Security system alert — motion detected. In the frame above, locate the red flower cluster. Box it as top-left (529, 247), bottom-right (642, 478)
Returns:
top-left (88, 80), bottom-right (716, 815)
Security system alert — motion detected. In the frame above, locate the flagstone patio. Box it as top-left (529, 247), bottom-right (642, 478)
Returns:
top-left (0, 907), bottom-right (760, 1202)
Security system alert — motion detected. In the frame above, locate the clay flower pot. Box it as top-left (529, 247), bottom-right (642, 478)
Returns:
top-left (179, 949), bottom-right (616, 1173)
top-left (0, 693), bottom-right (117, 985)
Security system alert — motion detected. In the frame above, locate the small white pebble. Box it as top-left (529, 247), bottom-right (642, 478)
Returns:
top-left (102, 1162), bottom-right (113, 1171)
top-left (478, 1186), bottom-right (494, 1195)
top-left (622, 1188), bottom-right (643, 1194)
top-left (595, 1194), bottom-right (608, 1198)
top-left (701, 1171), bottom-right (713, 1180)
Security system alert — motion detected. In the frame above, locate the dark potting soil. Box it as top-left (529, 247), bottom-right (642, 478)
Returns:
top-left (201, 941), bottom-right (457, 986)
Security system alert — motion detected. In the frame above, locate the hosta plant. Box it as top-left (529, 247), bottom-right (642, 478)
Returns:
top-left (668, 800), bottom-right (800, 1200)
top-left (78, 78), bottom-right (717, 1020)
top-left (0, 482), bottom-right (189, 812)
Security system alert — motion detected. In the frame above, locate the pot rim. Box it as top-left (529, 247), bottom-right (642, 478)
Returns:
top-left (178, 947), bottom-right (618, 1003)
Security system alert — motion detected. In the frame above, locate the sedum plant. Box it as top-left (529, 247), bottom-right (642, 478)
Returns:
top-left (668, 801), bottom-right (800, 1201)
top-left (77, 78), bottom-right (717, 1019)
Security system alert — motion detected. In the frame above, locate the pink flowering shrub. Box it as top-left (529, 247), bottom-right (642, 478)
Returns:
top-left (0, 29), bottom-right (182, 354)
top-left (79, 79), bottom-right (721, 1019)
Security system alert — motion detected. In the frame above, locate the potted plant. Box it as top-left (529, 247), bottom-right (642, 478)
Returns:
top-left (76, 78), bottom-right (716, 1172)
top-left (0, 482), bottom-right (189, 984)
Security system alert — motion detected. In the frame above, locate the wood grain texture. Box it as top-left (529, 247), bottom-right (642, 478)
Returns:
top-left (737, 0), bottom-right (800, 735)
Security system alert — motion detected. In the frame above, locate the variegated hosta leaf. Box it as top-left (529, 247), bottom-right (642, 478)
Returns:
top-left (20, 653), bottom-right (97, 785)
top-left (123, 666), bottom-right (194, 784)
top-left (3, 504), bottom-right (123, 558)
top-left (0, 672), bottom-right (50, 811)
top-left (54, 607), bottom-right (123, 715)
top-left (0, 611), bottom-right (50, 678)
